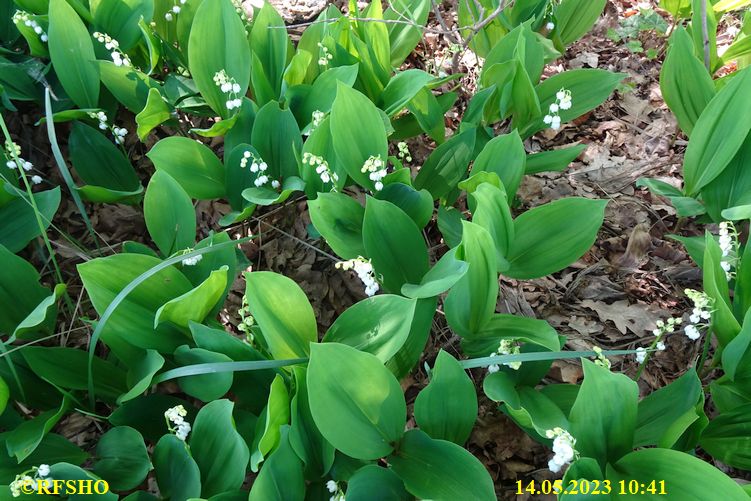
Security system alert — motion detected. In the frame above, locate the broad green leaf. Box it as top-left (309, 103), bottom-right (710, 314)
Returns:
top-left (153, 434), bottom-right (201, 501)
top-left (48, 0), bottom-right (99, 108)
top-left (683, 67), bottom-right (751, 195)
top-left (385, 297), bottom-right (437, 379)
top-left (93, 426), bottom-right (151, 491)
top-left (307, 343), bottom-right (406, 460)
top-left (250, 3), bottom-right (288, 104)
top-left (245, 271), bottom-right (317, 359)
top-left (700, 402), bottom-right (751, 469)
top-left (362, 197), bottom-right (430, 293)
top-left (0, 377), bottom-right (8, 417)
top-left (607, 448), bottom-right (747, 500)
top-left (569, 360), bottom-right (638, 468)
top-left (330, 83), bottom-right (388, 189)
top-left (98, 63), bottom-right (159, 114)
top-left (174, 345), bottom-right (233, 401)
top-left (471, 183), bottom-right (515, 272)
top-left (144, 170), bottom-right (196, 256)
top-left (308, 192), bottom-right (366, 259)
top-left (154, 267), bottom-right (228, 328)
top-left (147, 137), bottom-right (225, 199)
top-left (251, 101), bottom-right (302, 179)
top-left (189, 400), bottom-right (250, 497)
top-left (347, 464), bottom-right (408, 500)
top-left (702, 133), bottom-right (751, 222)
top-left (714, 0), bottom-right (751, 11)
top-left (110, 394), bottom-right (197, 442)
top-left (0, 245), bottom-right (54, 336)
top-left (118, 349), bottom-right (164, 404)
top-left (78, 253), bottom-right (193, 354)
top-left (379, 69), bottom-right (435, 116)
top-left (0, 433), bottom-right (88, 482)
top-left (521, 69), bottom-right (624, 138)
top-left (136, 88), bottom-right (172, 141)
top-left (506, 198), bottom-right (607, 279)
top-left (21, 347), bottom-right (127, 401)
top-left (13, 284), bottom-right (65, 341)
top-left (375, 183), bottom-right (433, 229)
top-left (414, 129), bottom-right (476, 201)
top-left (241, 177), bottom-right (305, 206)
top-left (385, 0), bottom-right (430, 67)
top-left (461, 313), bottom-right (561, 355)
top-left (6, 398), bottom-right (68, 462)
top-left (323, 295), bottom-right (416, 363)
top-left (401, 249), bottom-right (469, 299)
top-left (249, 426), bottom-right (305, 501)
top-left (471, 131), bottom-right (526, 200)
top-left (444, 222), bottom-right (498, 338)
top-left (188, 0), bottom-right (250, 118)
top-left (0, 188), bottom-right (60, 253)
top-left (525, 144), bottom-right (586, 174)
top-left (251, 375), bottom-right (290, 471)
top-left (289, 367), bottom-right (335, 479)
top-left (388, 429), bottom-right (495, 500)
top-left (91, 0), bottom-right (154, 50)
top-left (414, 351), bottom-right (477, 445)
top-left (554, 0), bottom-right (607, 45)
top-left (293, 64), bottom-right (358, 129)
top-left (660, 27), bottom-right (715, 136)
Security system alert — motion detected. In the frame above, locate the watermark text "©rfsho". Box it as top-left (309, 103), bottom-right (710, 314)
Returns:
top-left (20, 479), bottom-right (110, 496)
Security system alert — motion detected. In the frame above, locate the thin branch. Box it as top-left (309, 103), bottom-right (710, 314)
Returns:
top-left (700, 0), bottom-right (711, 71)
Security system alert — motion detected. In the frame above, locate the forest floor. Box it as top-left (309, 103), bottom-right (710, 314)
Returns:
top-left (7, 0), bottom-right (745, 498)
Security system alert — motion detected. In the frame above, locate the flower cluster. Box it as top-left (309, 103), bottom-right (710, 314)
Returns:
top-left (231, 0), bottom-right (250, 25)
top-left (12, 11), bottom-right (48, 42)
top-left (487, 339), bottom-right (522, 373)
top-left (87, 111), bottom-right (128, 145)
top-left (4, 141), bottom-right (42, 185)
top-left (92, 32), bottom-right (131, 67)
top-left (317, 42), bottom-right (333, 66)
top-left (311, 110), bottom-right (326, 129)
top-left (361, 155), bottom-right (387, 191)
top-left (635, 316), bottom-right (679, 365)
top-left (164, 0), bottom-right (187, 21)
top-left (9, 465), bottom-right (52, 497)
top-left (545, 428), bottom-right (578, 474)
top-left (213, 70), bottom-right (243, 111)
top-left (165, 405), bottom-right (191, 441)
top-left (237, 296), bottom-right (255, 341)
top-left (546, 21), bottom-right (555, 30)
top-left (543, 88), bottom-right (572, 130)
top-left (240, 151), bottom-right (277, 187)
top-left (397, 141), bottom-right (412, 163)
top-left (180, 249), bottom-right (203, 267)
top-left (684, 289), bottom-right (712, 341)
top-left (336, 256), bottom-right (379, 296)
top-left (591, 346), bottom-right (611, 369)
top-left (303, 152), bottom-right (339, 187)
top-left (718, 222), bottom-right (738, 280)
top-left (326, 480), bottom-right (345, 501)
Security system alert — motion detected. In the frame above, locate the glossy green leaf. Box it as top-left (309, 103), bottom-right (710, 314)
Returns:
top-left (471, 182), bottom-right (515, 272)
top-left (375, 183), bottom-right (433, 229)
top-left (6, 398), bottom-right (68, 462)
top-left (93, 426), bottom-right (151, 491)
top-left (323, 295), bottom-right (416, 363)
top-left (308, 192), bottom-right (365, 259)
top-left (250, 3), bottom-right (288, 104)
top-left (147, 137), bottom-right (225, 199)
top-left (555, 0), bottom-right (607, 44)
top-left (506, 198), bottom-right (607, 279)
top-left (471, 131), bottom-right (526, 200)
top-left (188, 0), bottom-right (250, 117)
top-left (136, 88), bottom-right (172, 141)
top-left (118, 349), bottom-right (164, 404)
top-left (144, 170), bottom-right (196, 256)
top-left (48, 0), bottom-right (99, 108)
top-left (307, 343), bottom-right (406, 460)
top-left (346, 464), bottom-right (409, 501)
top-left (379, 69), bottom-right (435, 116)
top-left (251, 374), bottom-right (290, 471)
top-left (683, 67), bottom-right (751, 195)
top-left (0, 188), bottom-right (60, 253)
top-left (189, 400), bottom-right (250, 497)
top-left (174, 345), bottom-right (233, 401)
top-left (47, 463), bottom-right (117, 500)
top-left (401, 249), bottom-right (469, 299)
top-left (702, 133), bottom-right (751, 222)
top-left (98, 63), bottom-right (158, 114)
top-left (363, 197), bottom-right (430, 293)
top-left (385, 0), bottom-right (430, 67)
top-left (289, 367), bottom-right (335, 479)
top-left (414, 129), bottom-right (476, 201)
top-left (525, 144), bottom-right (586, 174)
top-left (251, 101), bottom-right (303, 179)
top-left (154, 266), bottom-right (227, 330)
top-left (461, 313), bottom-right (561, 356)
top-left (414, 351), bottom-right (477, 445)
top-left (91, 0), bottom-right (154, 50)
top-left (153, 434), bottom-right (201, 501)
top-left (388, 429), bottom-right (495, 501)
top-left (0, 245), bottom-right (55, 336)
top-left (249, 426), bottom-right (305, 501)
top-left (245, 271), bottom-right (317, 359)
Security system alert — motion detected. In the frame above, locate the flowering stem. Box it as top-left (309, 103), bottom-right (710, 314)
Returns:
top-left (696, 324), bottom-right (715, 378)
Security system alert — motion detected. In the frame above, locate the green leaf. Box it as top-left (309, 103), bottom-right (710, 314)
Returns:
top-left (414, 129), bottom-right (476, 201)
top-left (554, 0), bottom-right (607, 45)
top-left (147, 137), bottom-right (225, 199)
top-left (379, 69), bottom-right (435, 116)
top-left (0, 245), bottom-right (54, 336)
top-left (0, 188), bottom-right (61, 253)
top-left (323, 295), bottom-right (416, 363)
top-left (251, 101), bottom-right (303, 179)
top-left (289, 367), bottom-right (335, 479)
top-left (346, 464), bottom-right (409, 501)
top-left (525, 144), bottom-right (586, 174)
top-left (461, 313), bottom-right (561, 355)
top-left (683, 67), bottom-right (751, 195)
top-left (388, 429), bottom-right (495, 501)
top-left (47, 463), bottom-right (118, 500)
top-left (245, 271), bottom-right (317, 359)
top-left (153, 434), bottom-right (201, 501)
top-left (91, 0), bottom-right (154, 50)
top-left (174, 345), bottom-right (233, 401)
top-left (403, 87), bottom-right (452, 143)
top-left (414, 351), bottom-right (477, 445)
top-left (307, 343), bottom-right (406, 460)
top-left (249, 3), bottom-right (288, 104)
top-left (470, 182), bottom-right (515, 272)
top-left (93, 426), bottom-right (151, 491)
top-left (190, 400), bottom-right (250, 497)
top-left (0, 433), bottom-right (88, 482)
top-left (471, 131), bottom-right (526, 200)
top-left (251, 374), bottom-right (290, 471)
top-left (136, 88), bottom-right (172, 141)
top-left (330, 83), bottom-right (388, 189)
top-left (607, 448), bottom-right (747, 500)
top-left (444, 221), bottom-right (498, 338)
top-left (308, 192), bottom-right (365, 259)
top-left (660, 27), bottom-right (715, 136)
top-left (569, 359), bottom-right (638, 468)
top-left (241, 176), bottom-right (305, 206)
top-left (375, 183), bottom-right (434, 229)
top-left (363, 197), bottom-right (430, 293)
top-left (188, 0), bottom-right (250, 118)
top-left (118, 349), bottom-right (164, 405)
top-left (48, 0), bottom-right (99, 108)
top-left (155, 266), bottom-right (228, 329)
top-left (144, 170), bottom-right (196, 256)
top-left (110, 394), bottom-right (197, 442)
top-left (6, 398), bottom-right (68, 462)
top-left (249, 426), bottom-right (305, 501)
top-left (401, 249), bottom-right (469, 299)
top-left (702, 133), bottom-right (751, 222)
top-left (98, 63), bottom-right (158, 114)
top-left (506, 198), bottom-right (607, 279)
top-left (700, 402), bottom-right (751, 469)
